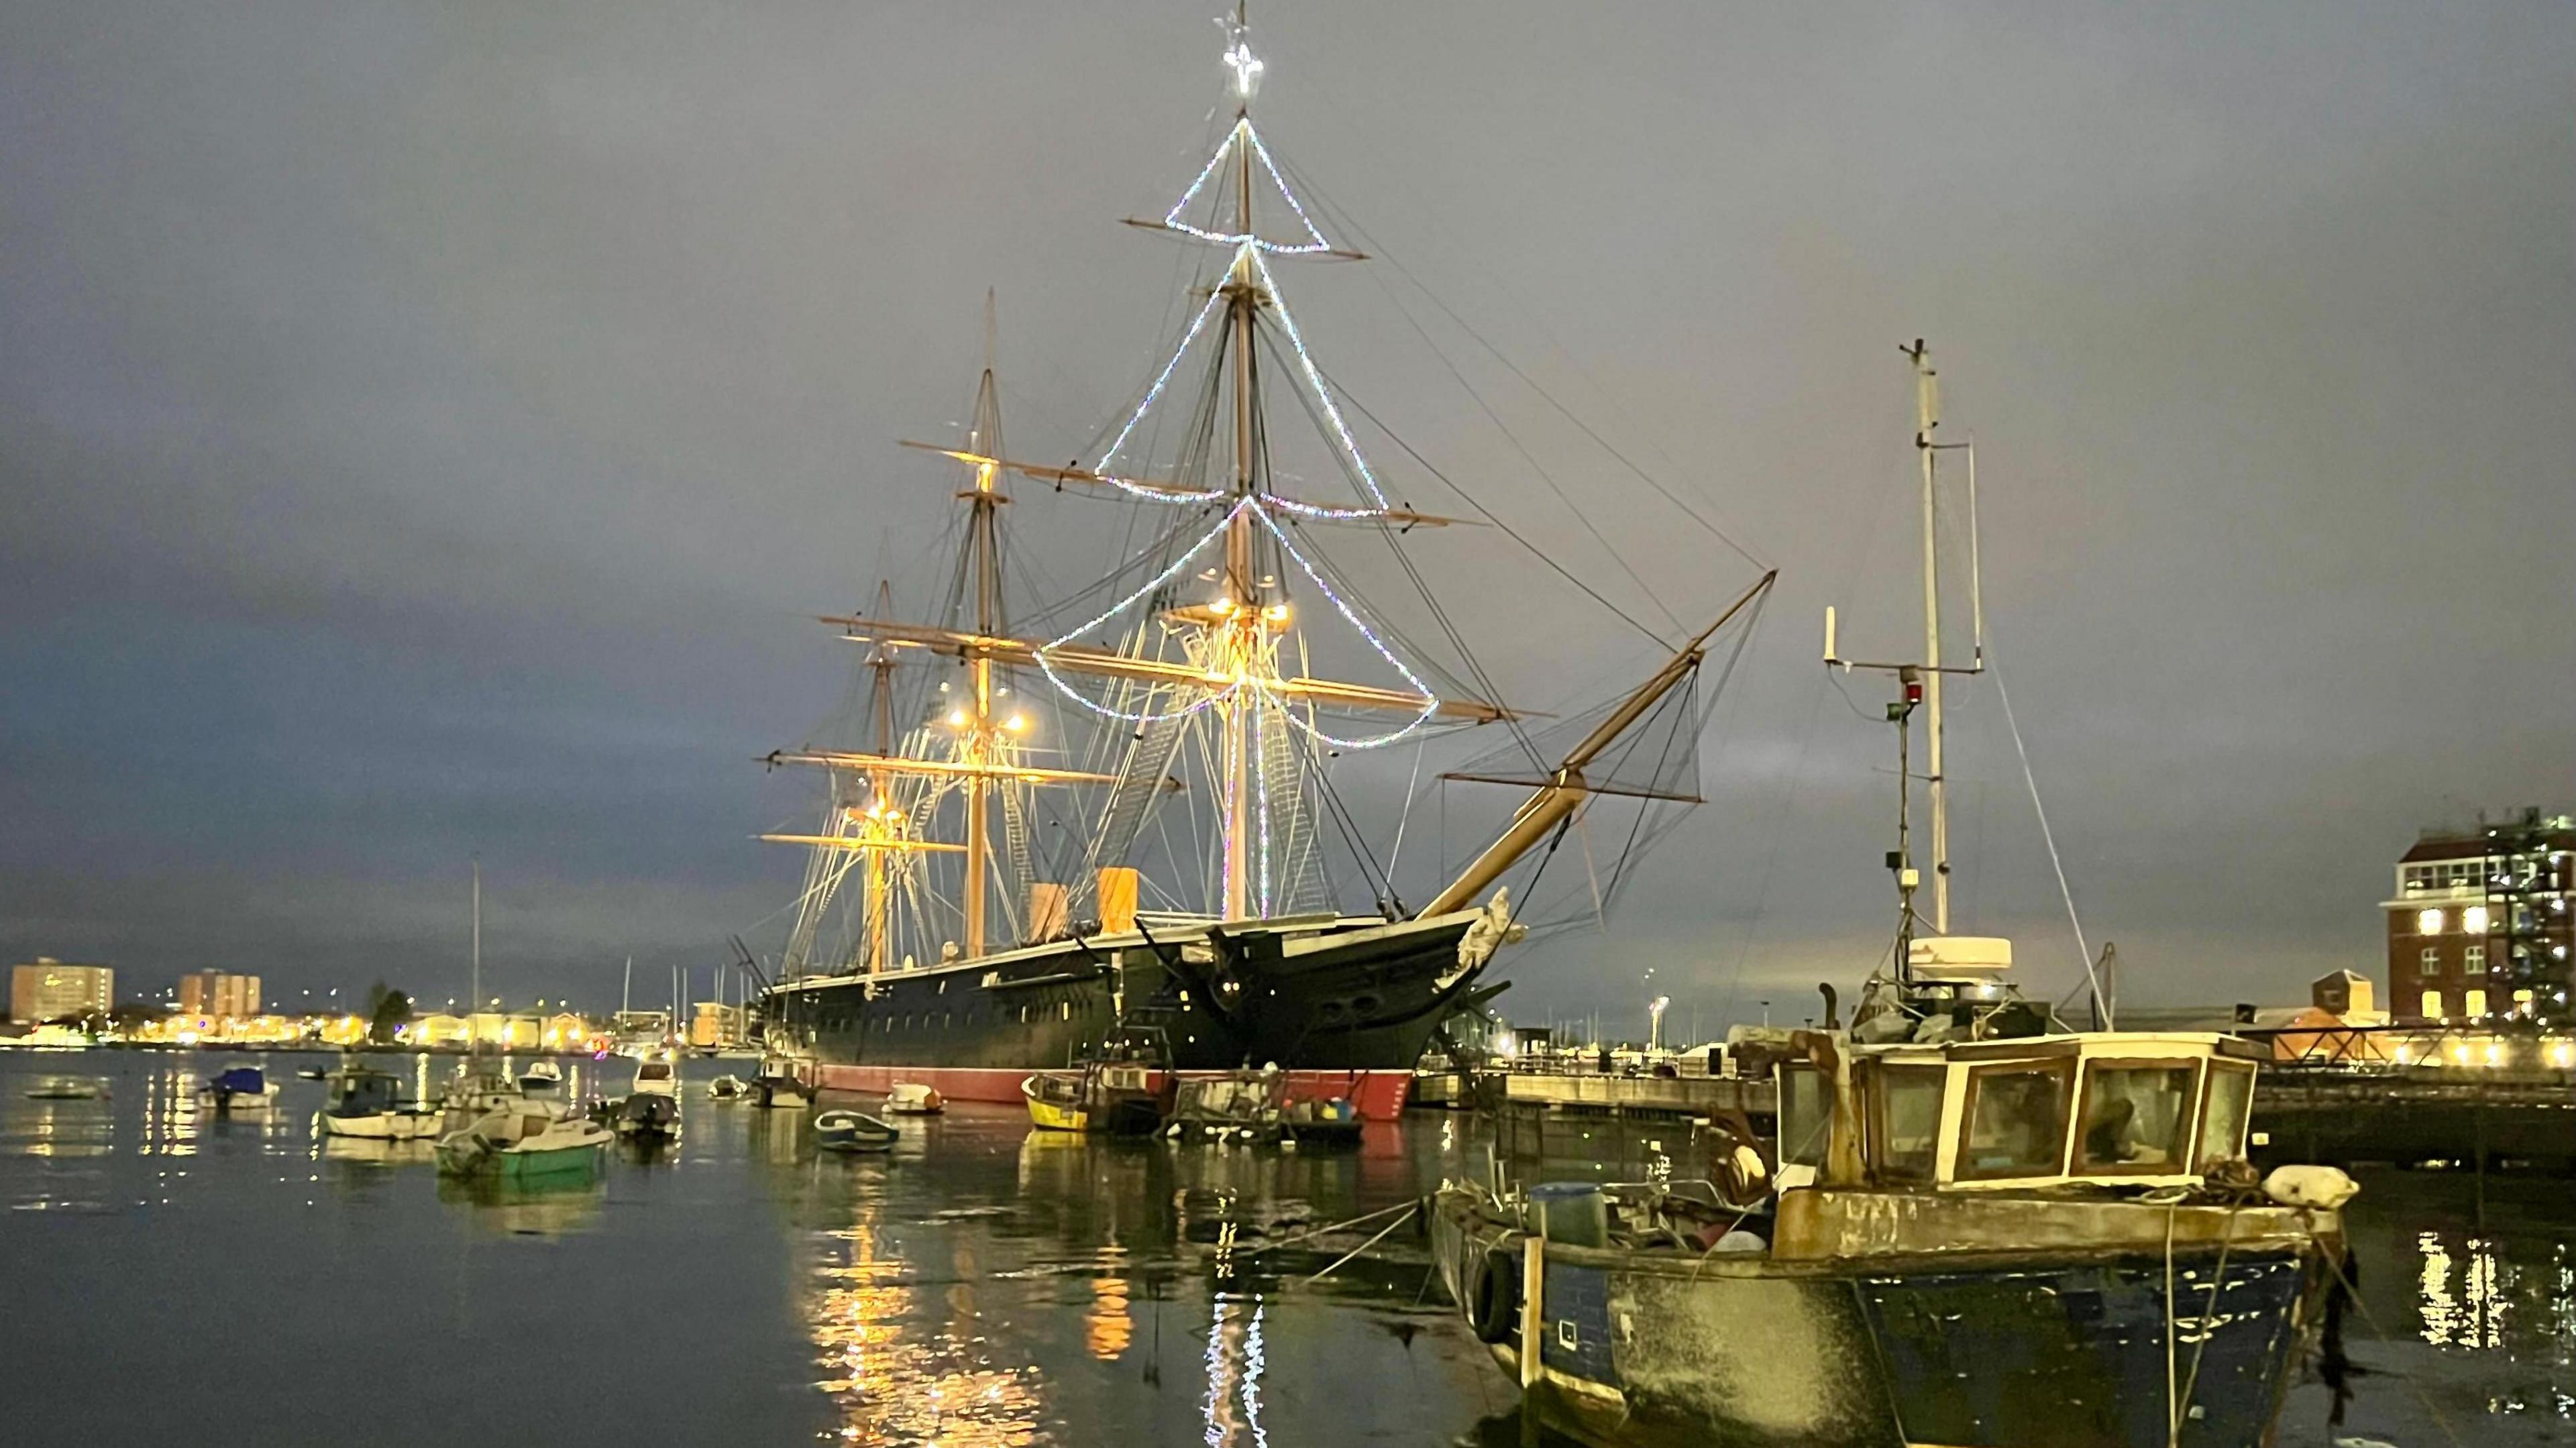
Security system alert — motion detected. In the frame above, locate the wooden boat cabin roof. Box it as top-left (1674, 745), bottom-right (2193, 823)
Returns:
top-left (1779, 1032), bottom-right (2266, 1193)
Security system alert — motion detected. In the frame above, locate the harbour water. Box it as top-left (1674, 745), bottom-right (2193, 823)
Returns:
top-left (2, 1049), bottom-right (2564, 1446)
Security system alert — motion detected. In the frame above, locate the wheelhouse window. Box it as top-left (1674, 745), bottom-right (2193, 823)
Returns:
top-left (1776, 1064), bottom-right (1829, 1168)
top-left (2196, 1062), bottom-right (2256, 1170)
top-left (1869, 1063), bottom-right (1945, 1182)
top-left (1956, 1060), bottom-right (2074, 1180)
top-left (2074, 1060), bottom-right (2199, 1174)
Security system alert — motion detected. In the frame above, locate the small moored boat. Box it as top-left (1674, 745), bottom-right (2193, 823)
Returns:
top-left (198, 1065), bottom-right (277, 1112)
top-left (883, 1082), bottom-right (945, 1116)
top-left (517, 1060), bottom-right (563, 1094)
top-left (748, 1061), bottom-right (810, 1110)
top-left (612, 1050), bottom-right (682, 1141)
top-left (436, 1103), bottom-right (612, 1180)
top-left (1022, 1073), bottom-right (1087, 1131)
top-left (319, 1062), bottom-right (438, 1140)
top-left (435, 1067), bottom-right (529, 1137)
top-left (1022, 1060), bottom-right (1170, 1135)
top-left (23, 1078), bottom-right (101, 1101)
top-left (814, 1109), bottom-right (898, 1154)
top-left (1168, 1070), bottom-right (1285, 1144)
top-left (1279, 1095), bottom-right (1362, 1146)
top-left (708, 1074), bottom-right (746, 1101)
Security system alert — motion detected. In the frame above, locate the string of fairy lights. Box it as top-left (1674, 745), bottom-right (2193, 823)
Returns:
top-left (1161, 117), bottom-right (1335, 256)
top-left (1024, 23), bottom-right (1454, 913)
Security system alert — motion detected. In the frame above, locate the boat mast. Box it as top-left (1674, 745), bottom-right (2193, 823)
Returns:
top-left (1906, 339), bottom-right (1950, 934)
top-left (865, 584), bottom-right (900, 974)
top-left (470, 856), bottom-right (481, 1025)
top-left (961, 298), bottom-right (1008, 958)
top-left (1218, 5), bottom-right (1264, 922)
top-left (1822, 341), bottom-right (1986, 961)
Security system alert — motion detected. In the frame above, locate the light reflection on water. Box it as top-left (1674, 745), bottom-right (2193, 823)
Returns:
top-left (2396, 1216), bottom-right (2576, 1423)
top-left (1201, 1296), bottom-right (1269, 1448)
top-left (807, 1203), bottom-right (1046, 1447)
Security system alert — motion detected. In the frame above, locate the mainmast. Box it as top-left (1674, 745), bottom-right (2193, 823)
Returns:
top-left (961, 296), bottom-right (1007, 956)
top-left (1218, 13), bottom-right (1265, 922)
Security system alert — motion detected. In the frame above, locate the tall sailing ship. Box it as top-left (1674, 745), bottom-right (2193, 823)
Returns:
top-left (754, 16), bottom-right (1770, 1119)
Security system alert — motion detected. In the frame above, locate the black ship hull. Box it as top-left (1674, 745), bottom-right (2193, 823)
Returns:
top-left (758, 909), bottom-right (1495, 1121)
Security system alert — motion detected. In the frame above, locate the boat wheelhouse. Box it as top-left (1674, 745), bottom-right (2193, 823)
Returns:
top-left (1778, 1029), bottom-right (2261, 1201)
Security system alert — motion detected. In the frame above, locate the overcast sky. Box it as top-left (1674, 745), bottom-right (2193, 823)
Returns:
top-left (5, 1), bottom-right (2570, 1026)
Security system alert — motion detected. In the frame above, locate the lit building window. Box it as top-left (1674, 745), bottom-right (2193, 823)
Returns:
top-left (2514, 988), bottom-right (2536, 1015)
top-left (2422, 989), bottom-right (2443, 1019)
top-left (2464, 988), bottom-right (2489, 1018)
top-left (2417, 907), bottom-right (2445, 935)
top-left (2463, 905), bottom-right (2489, 935)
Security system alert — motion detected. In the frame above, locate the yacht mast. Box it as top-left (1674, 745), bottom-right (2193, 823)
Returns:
top-left (470, 856), bottom-right (481, 1019)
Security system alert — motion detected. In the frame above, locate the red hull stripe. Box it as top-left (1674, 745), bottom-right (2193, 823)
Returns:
top-left (804, 1063), bottom-right (1413, 1122)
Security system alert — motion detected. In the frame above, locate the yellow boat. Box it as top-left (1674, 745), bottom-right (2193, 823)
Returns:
top-left (1021, 1073), bottom-right (1087, 1131)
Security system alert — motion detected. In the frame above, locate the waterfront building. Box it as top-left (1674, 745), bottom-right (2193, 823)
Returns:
top-left (176, 970), bottom-right (261, 1020)
top-left (689, 1001), bottom-right (744, 1049)
top-left (414, 1013), bottom-right (471, 1048)
top-left (9, 959), bottom-right (113, 1024)
top-left (463, 1011), bottom-right (542, 1049)
top-left (2385, 810), bottom-right (2576, 1025)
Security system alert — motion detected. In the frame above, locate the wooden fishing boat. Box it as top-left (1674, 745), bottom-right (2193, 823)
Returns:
top-left (1167, 1070), bottom-right (1285, 1143)
top-left (1432, 1029), bottom-right (2352, 1448)
top-left (1022, 1060), bottom-right (1171, 1135)
top-left (1021, 1073), bottom-right (1087, 1132)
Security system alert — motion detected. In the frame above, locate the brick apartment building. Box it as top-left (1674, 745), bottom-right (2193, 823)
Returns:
top-left (2383, 810), bottom-right (2576, 1025)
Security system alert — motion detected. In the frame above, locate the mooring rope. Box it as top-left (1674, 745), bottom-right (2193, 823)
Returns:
top-left (1243, 1199), bottom-right (1418, 1258)
top-left (1301, 1204), bottom-right (1419, 1287)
